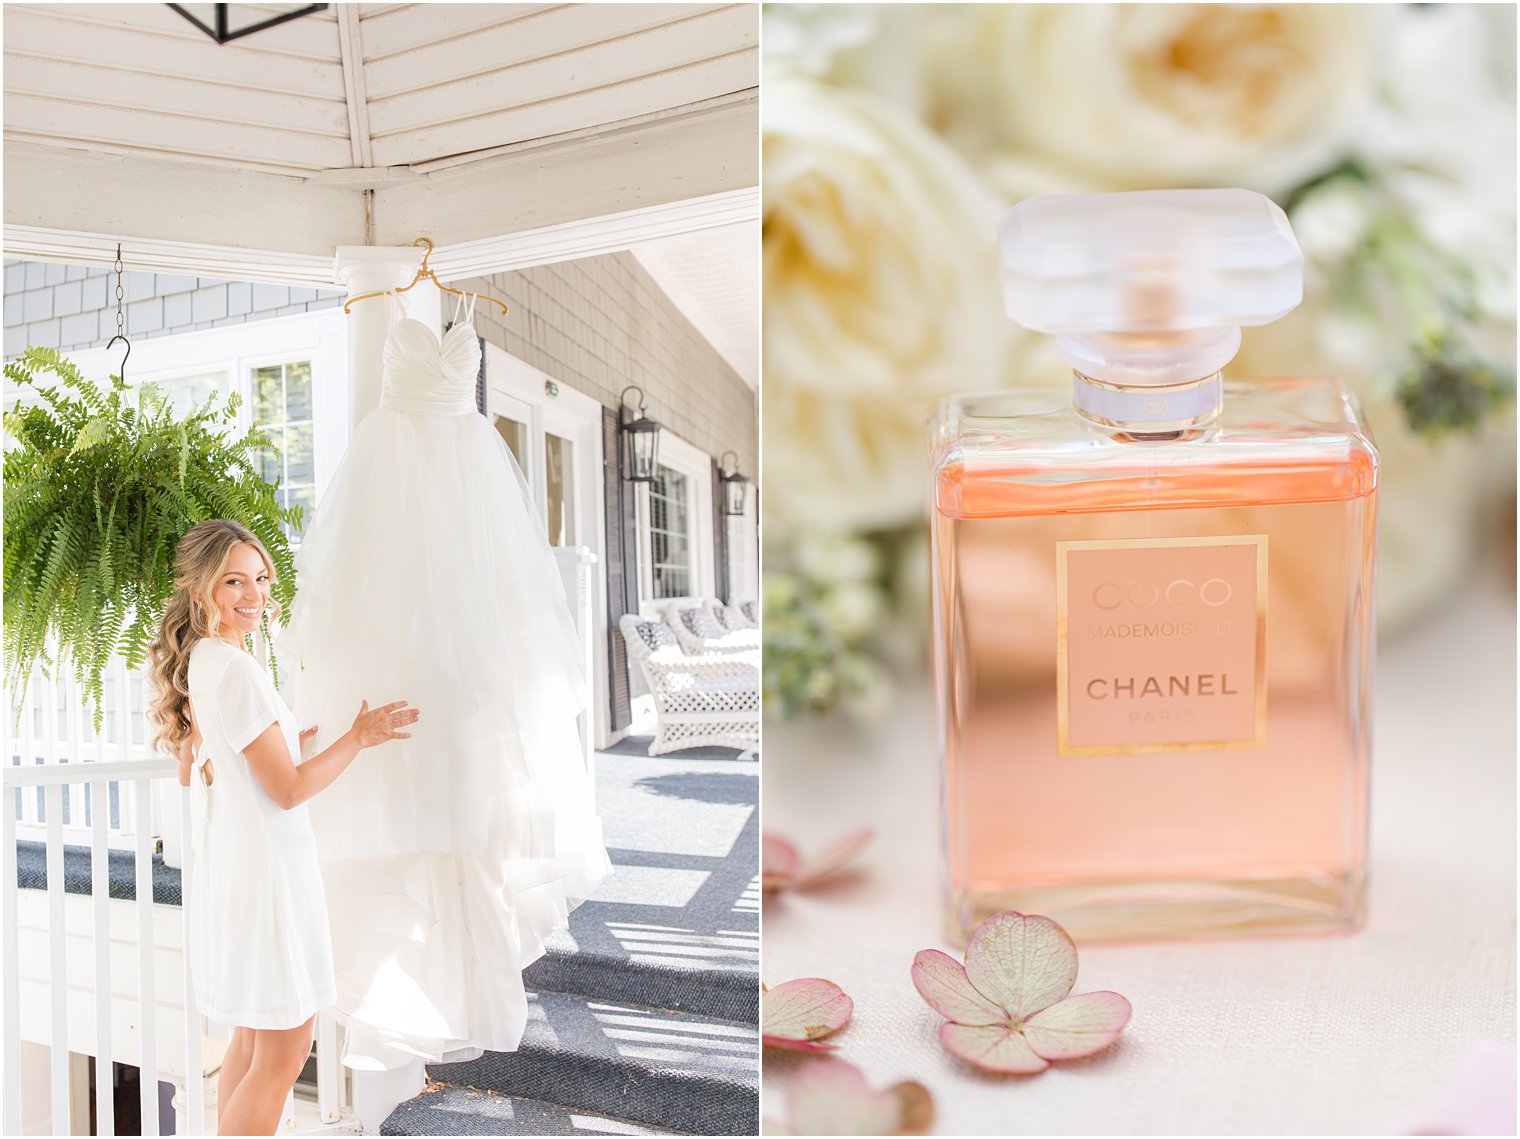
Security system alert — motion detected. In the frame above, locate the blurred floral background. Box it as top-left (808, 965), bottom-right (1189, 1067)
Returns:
top-left (762, 2), bottom-right (1517, 719)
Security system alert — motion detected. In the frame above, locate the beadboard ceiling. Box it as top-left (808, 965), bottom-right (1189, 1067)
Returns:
top-left (4, 3), bottom-right (755, 176)
top-left (2, 2), bottom-right (758, 385)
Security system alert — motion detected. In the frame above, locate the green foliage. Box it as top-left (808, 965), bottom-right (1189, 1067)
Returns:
top-left (762, 572), bottom-right (882, 719)
top-left (1397, 331), bottom-right (1517, 438)
top-left (4, 346), bottom-right (301, 730)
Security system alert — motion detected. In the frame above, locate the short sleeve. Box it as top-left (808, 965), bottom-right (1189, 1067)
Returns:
top-left (215, 653), bottom-right (283, 753)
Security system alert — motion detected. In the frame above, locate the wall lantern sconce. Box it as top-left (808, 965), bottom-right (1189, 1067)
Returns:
top-left (169, 4), bottom-right (329, 44)
top-left (719, 450), bottom-right (750, 517)
top-left (619, 386), bottom-right (662, 484)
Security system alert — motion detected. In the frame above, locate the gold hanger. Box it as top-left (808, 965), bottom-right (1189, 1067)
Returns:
top-left (342, 237), bottom-right (509, 317)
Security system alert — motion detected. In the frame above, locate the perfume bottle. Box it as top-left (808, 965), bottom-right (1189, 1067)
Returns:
top-left (931, 189), bottom-right (1377, 943)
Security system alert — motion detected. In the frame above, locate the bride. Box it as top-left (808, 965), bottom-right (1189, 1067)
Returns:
top-left (282, 288), bottom-right (612, 1070)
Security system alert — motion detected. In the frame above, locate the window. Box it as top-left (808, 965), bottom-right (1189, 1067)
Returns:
top-left (250, 360), bottom-right (315, 542)
top-left (545, 432), bottom-right (576, 547)
top-left (141, 370), bottom-right (228, 417)
top-left (647, 464), bottom-right (692, 600)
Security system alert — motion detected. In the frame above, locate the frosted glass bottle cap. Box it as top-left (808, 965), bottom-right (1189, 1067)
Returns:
top-left (999, 189), bottom-right (1302, 336)
top-left (999, 189), bottom-right (1301, 390)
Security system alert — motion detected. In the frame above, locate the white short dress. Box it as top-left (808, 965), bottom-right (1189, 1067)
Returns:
top-left (185, 637), bottom-right (336, 1029)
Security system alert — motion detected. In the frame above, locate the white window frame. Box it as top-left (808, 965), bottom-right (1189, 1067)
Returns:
top-left (9, 310), bottom-right (350, 503)
top-left (725, 485), bottom-right (759, 603)
top-left (634, 428), bottom-right (715, 614)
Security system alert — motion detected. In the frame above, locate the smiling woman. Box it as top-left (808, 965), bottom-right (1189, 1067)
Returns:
top-left (143, 518), bottom-right (418, 1136)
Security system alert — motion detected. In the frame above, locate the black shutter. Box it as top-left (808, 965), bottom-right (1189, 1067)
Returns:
top-left (603, 407), bottom-right (636, 730)
top-left (474, 335), bottom-right (487, 415)
top-left (711, 457), bottom-right (730, 604)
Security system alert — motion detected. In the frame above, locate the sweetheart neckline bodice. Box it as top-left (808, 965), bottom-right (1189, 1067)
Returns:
top-left (381, 314), bottom-right (481, 416)
top-left (389, 316), bottom-right (476, 347)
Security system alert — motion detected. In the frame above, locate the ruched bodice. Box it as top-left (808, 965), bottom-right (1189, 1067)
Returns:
top-left (380, 316), bottom-right (480, 417)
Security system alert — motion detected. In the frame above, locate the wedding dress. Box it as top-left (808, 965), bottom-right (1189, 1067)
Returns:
top-left (281, 290), bottom-right (611, 1070)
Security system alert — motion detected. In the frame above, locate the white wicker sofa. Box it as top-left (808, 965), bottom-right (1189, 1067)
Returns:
top-left (620, 613), bottom-right (760, 756)
top-left (665, 599), bottom-right (762, 655)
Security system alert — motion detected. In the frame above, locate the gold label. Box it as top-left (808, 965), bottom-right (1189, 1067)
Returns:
top-left (1056, 535), bottom-right (1268, 756)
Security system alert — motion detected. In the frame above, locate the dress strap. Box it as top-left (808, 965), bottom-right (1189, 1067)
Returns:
top-left (451, 289), bottom-right (475, 328)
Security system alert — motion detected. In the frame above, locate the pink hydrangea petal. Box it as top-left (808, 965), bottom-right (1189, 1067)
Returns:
top-left (910, 949), bottom-right (1006, 1027)
top-left (964, 911), bottom-right (1077, 1020)
top-left (761, 1034), bottom-right (838, 1053)
top-left (762, 833), bottom-right (801, 891)
top-left (939, 1022), bottom-right (1049, 1074)
top-left (761, 977), bottom-right (854, 1045)
top-left (1022, 991), bottom-right (1132, 1061)
top-left (786, 1057), bottom-right (934, 1136)
top-left (794, 826), bottom-right (874, 888)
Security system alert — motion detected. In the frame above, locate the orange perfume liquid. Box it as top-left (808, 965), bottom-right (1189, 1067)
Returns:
top-left (932, 380), bottom-right (1377, 943)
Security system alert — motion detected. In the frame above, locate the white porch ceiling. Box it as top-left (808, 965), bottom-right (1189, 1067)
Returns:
top-left (2, 2), bottom-right (757, 378)
top-left (4, 3), bottom-right (755, 177)
top-left (632, 223), bottom-right (756, 389)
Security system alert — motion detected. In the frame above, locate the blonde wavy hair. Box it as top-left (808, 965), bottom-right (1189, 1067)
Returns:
top-left (145, 519), bottom-right (282, 757)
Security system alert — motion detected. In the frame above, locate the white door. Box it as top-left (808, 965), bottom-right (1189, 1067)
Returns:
top-left (483, 344), bottom-right (608, 744)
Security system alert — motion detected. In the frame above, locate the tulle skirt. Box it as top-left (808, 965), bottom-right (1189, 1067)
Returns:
top-left (280, 404), bottom-right (611, 1069)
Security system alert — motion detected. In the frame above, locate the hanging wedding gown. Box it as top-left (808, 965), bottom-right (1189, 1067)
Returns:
top-left (281, 291), bottom-right (611, 1070)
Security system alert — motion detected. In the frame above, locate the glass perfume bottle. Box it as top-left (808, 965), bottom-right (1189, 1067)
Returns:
top-left (931, 189), bottom-right (1377, 944)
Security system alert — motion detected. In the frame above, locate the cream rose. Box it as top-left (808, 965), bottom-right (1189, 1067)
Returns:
top-left (928, 5), bottom-right (1375, 198)
top-left (763, 69), bottom-right (1016, 537)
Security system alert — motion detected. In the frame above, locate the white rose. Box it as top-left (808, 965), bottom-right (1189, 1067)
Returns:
top-left (1359, 4), bottom-right (1516, 322)
top-left (763, 70), bottom-right (1017, 537)
top-left (928, 5), bottom-right (1375, 198)
top-left (761, 4), bottom-right (883, 84)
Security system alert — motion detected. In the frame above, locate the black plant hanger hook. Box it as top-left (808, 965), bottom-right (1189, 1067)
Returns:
top-left (105, 243), bottom-right (130, 384)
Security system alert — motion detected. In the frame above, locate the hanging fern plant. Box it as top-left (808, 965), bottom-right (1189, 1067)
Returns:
top-left (4, 346), bottom-right (302, 731)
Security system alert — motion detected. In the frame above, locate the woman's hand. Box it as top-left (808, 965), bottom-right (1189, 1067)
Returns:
top-left (349, 699), bottom-right (419, 749)
top-left (298, 725), bottom-right (319, 760)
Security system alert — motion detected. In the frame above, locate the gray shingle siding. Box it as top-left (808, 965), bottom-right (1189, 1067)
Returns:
top-left (2, 259), bottom-right (343, 358)
top-left (461, 251), bottom-right (756, 478)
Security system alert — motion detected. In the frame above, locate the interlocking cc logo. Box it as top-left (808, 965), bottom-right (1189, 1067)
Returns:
top-left (1144, 396), bottom-right (1168, 417)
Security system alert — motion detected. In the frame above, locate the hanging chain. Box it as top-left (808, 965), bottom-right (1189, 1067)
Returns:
top-left (113, 243), bottom-right (125, 339)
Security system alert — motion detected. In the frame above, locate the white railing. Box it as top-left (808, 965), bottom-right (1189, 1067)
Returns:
top-left (10, 658), bottom-right (153, 849)
top-left (5, 756), bottom-right (195, 1135)
top-left (4, 756), bottom-right (348, 1135)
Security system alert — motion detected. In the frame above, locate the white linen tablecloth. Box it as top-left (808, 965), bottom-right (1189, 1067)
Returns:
top-left (762, 566), bottom-right (1517, 1135)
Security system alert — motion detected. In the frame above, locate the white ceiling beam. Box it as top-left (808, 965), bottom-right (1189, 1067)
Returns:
top-left (335, 4), bottom-right (373, 170)
top-left (2, 225), bottom-right (339, 287)
top-left (5, 185), bottom-right (758, 289)
top-left (370, 96), bottom-right (757, 248)
top-left (1, 142), bottom-right (364, 268)
top-left (425, 187), bottom-right (759, 280)
top-left (4, 96), bottom-right (757, 284)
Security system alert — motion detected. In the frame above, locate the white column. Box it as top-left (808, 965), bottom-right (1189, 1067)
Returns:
top-left (332, 248), bottom-right (421, 429)
top-left (329, 246), bottom-right (431, 1131)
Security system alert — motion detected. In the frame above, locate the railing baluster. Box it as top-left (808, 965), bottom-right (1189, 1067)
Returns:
top-left (92, 775), bottom-right (116, 1138)
top-left (43, 677), bottom-right (66, 833)
top-left (179, 786), bottom-right (204, 1136)
top-left (118, 661), bottom-right (133, 839)
top-left (134, 778), bottom-right (159, 1136)
top-left (3, 762), bottom-right (21, 1136)
top-left (44, 782), bottom-right (68, 1135)
top-left (317, 1009), bottom-right (339, 1122)
top-left (21, 676), bottom-right (39, 827)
